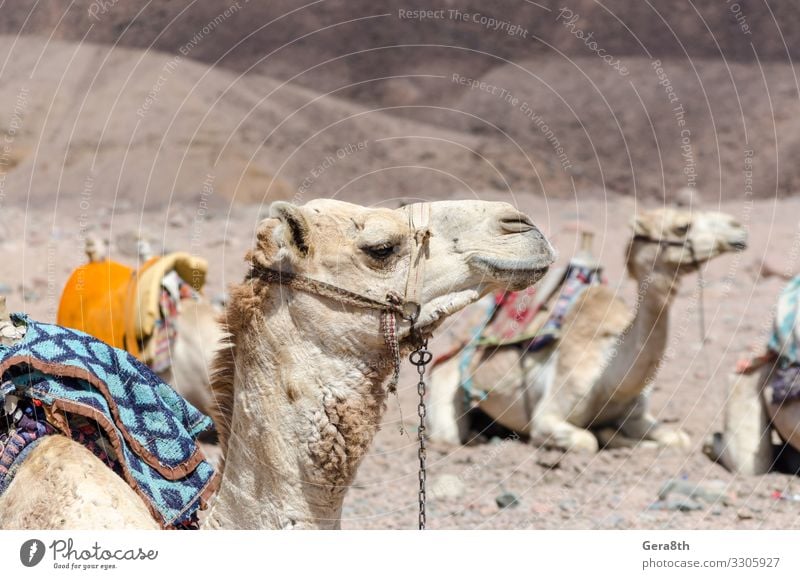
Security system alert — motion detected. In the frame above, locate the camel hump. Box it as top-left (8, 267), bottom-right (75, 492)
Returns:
top-left (0, 436), bottom-right (159, 529)
top-left (562, 285), bottom-right (631, 343)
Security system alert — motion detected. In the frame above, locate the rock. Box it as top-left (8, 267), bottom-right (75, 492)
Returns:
top-left (169, 213), bottom-right (188, 228)
top-left (496, 492), bottom-right (520, 509)
top-left (737, 509), bottom-right (754, 520)
top-left (429, 475), bottom-right (466, 500)
top-left (658, 478), bottom-right (736, 506)
top-left (559, 499), bottom-right (577, 512)
top-left (648, 498), bottom-right (703, 512)
top-left (536, 454), bottom-right (563, 470)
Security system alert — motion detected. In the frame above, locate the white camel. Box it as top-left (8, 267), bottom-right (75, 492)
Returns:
top-left (427, 208), bottom-right (747, 452)
top-left (0, 198), bottom-right (554, 529)
top-left (705, 275), bottom-right (800, 475)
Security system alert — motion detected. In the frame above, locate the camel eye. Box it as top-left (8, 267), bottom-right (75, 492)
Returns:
top-left (674, 223), bottom-right (691, 236)
top-left (363, 243), bottom-right (396, 260)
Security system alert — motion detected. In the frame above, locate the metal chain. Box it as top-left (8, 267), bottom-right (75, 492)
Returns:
top-left (409, 339), bottom-right (432, 530)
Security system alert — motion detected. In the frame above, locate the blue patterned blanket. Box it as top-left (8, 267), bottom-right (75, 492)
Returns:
top-left (0, 314), bottom-right (219, 527)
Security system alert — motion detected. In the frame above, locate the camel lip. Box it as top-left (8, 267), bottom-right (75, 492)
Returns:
top-left (469, 255), bottom-right (553, 284)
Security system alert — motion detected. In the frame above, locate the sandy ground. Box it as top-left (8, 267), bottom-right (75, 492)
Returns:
top-left (6, 193), bottom-right (800, 530)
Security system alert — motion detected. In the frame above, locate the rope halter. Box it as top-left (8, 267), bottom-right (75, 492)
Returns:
top-left (248, 202), bottom-right (433, 392)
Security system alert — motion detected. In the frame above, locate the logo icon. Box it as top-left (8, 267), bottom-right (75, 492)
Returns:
top-left (19, 539), bottom-right (45, 567)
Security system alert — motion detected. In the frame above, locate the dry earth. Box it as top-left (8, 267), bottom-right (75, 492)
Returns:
top-left (7, 193), bottom-right (800, 530)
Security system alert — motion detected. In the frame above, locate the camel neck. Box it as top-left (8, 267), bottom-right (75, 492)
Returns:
top-left (205, 295), bottom-right (391, 529)
top-left (604, 267), bottom-right (677, 402)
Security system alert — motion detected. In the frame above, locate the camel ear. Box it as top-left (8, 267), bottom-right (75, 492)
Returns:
top-left (269, 201), bottom-right (311, 258)
top-left (630, 214), bottom-right (649, 237)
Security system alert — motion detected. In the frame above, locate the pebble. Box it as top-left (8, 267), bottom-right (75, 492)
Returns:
top-left (496, 492), bottom-right (520, 509)
top-left (658, 478), bottom-right (735, 506)
top-left (648, 498), bottom-right (703, 512)
top-left (559, 499), bottom-right (577, 512)
top-left (536, 453), bottom-right (562, 470)
top-left (429, 475), bottom-right (466, 500)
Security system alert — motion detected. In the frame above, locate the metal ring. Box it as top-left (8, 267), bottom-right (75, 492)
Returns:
top-left (410, 349), bottom-right (433, 366)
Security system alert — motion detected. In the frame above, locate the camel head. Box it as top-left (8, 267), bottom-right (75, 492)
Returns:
top-left (627, 207), bottom-right (747, 279)
top-left (252, 199), bottom-right (555, 347)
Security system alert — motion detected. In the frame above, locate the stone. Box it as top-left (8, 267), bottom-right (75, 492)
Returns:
top-left (429, 475), bottom-right (466, 500)
top-left (495, 492), bottom-right (520, 509)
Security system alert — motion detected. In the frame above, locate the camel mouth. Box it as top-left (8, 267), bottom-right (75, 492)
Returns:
top-left (469, 255), bottom-right (552, 289)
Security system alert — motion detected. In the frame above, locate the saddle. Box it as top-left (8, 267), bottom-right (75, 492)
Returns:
top-left (57, 252), bottom-right (208, 367)
top-left (437, 232), bottom-right (604, 406)
top-left (0, 314), bottom-right (218, 528)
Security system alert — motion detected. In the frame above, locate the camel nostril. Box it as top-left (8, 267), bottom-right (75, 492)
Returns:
top-left (499, 213), bottom-right (536, 234)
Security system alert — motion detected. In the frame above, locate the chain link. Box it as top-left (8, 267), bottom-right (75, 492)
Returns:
top-left (410, 340), bottom-right (432, 530)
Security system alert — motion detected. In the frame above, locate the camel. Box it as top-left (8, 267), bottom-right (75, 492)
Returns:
top-left (427, 208), bottom-right (747, 452)
top-left (58, 236), bottom-right (223, 418)
top-left (704, 276), bottom-right (800, 475)
top-left (0, 198), bottom-right (554, 529)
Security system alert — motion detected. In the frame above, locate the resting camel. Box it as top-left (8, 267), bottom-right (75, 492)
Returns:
top-left (427, 208), bottom-right (747, 452)
top-left (704, 276), bottom-right (800, 475)
top-left (0, 198), bottom-right (554, 529)
top-left (58, 238), bottom-right (223, 418)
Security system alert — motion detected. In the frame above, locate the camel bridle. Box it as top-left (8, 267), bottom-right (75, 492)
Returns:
top-left (248, 202), bottom-right (434, 530)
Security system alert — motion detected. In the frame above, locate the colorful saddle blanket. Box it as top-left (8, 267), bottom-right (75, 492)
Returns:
top-left (456, 263), bottom-right (603, 405)
top-left (768, 275), bottom-right (800, 403)
top-left (0, 314), bottom-right (218, 528)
